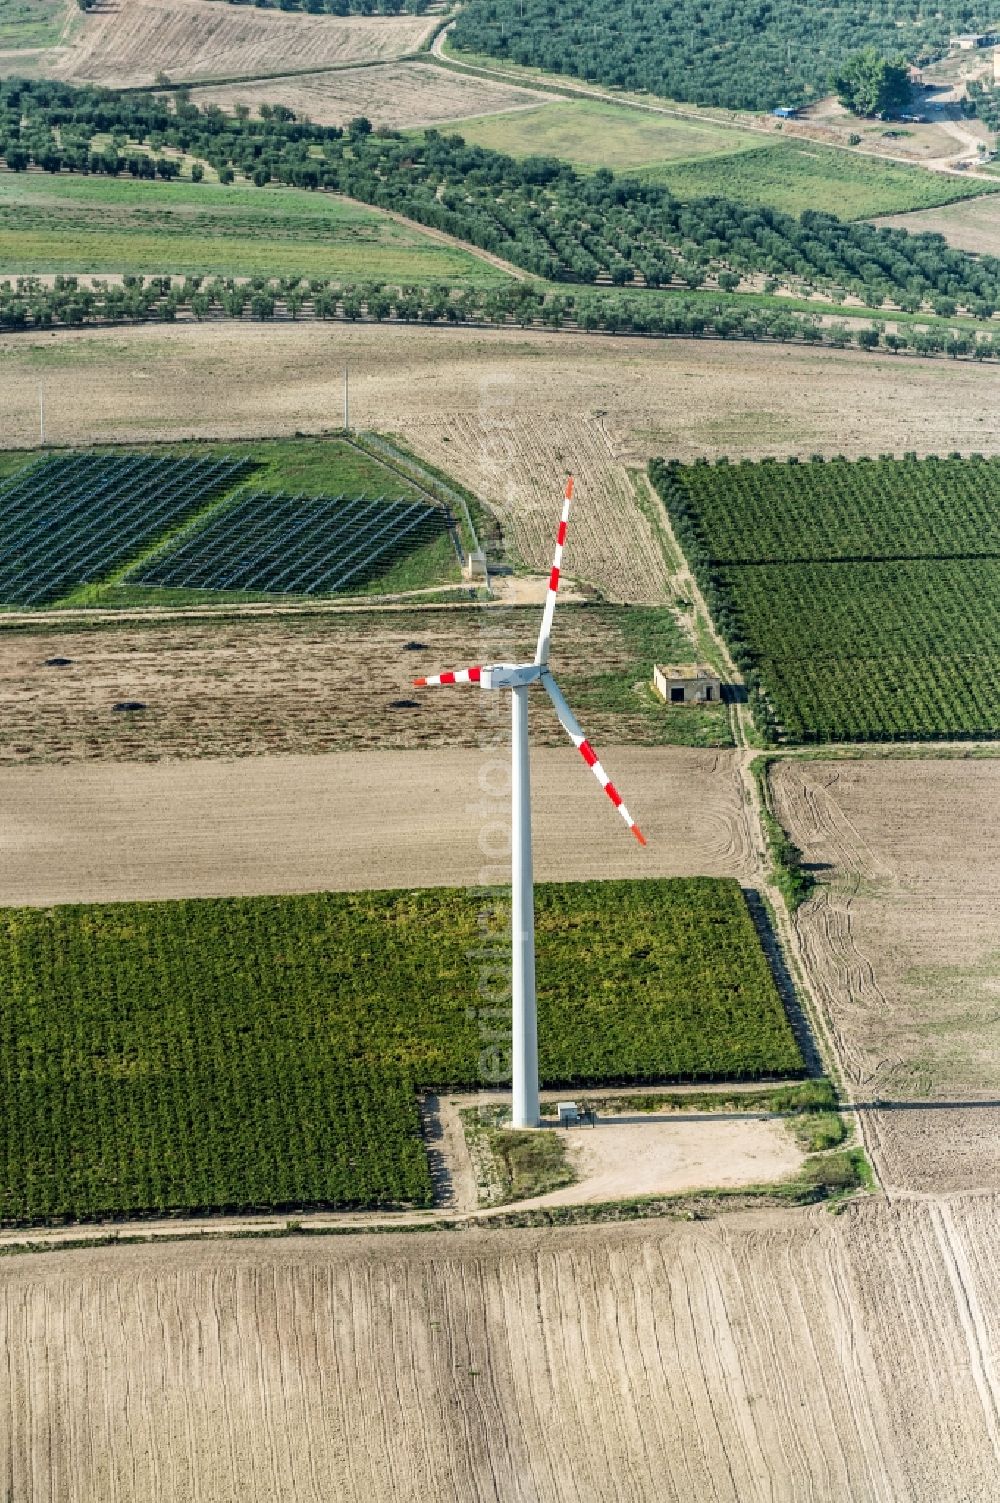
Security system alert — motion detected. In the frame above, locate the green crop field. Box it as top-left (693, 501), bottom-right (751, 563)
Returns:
top-left (641, 141), bottom-right (998, 220)
top-left (652, 455), bottom-right (1000, 743)
top-left (436, 98), bottom-right (762, 173)
top-left (175, 436), bottom-right (430, 499)
top-left (0, 173), bottom-right (508, 283)
top-left (425, 103), bottom-right (993, 219)
top-left (0, 878), bottom-right (802, 1223)
top-left (0, 0), bottom-right (67, 49)
top-left (436, 104), bottom-right (990, 221)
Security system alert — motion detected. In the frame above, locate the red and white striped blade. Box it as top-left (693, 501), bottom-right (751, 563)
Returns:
top-left (534, 475), bottom-right (574, 667)
top-left (541, 671), bottom-right (646, 845)
top-left (412, 666), bottom-right (482, 687)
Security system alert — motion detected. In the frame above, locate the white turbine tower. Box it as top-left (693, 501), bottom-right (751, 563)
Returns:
top-left (414, 477), bottom-right (646, 1127)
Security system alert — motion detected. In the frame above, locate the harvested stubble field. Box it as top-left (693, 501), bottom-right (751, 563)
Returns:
top-left (190, 59), bottom-right (548, 129)
top-left (0, 745), bottom-right (756, 905)
top-left (0, 605), bottom-right (729, 766)
top-left (49, 0), bottom-right (435, 87)
top-left (4, 1200), bottom-right (1000, 1501)
top-left (771, 758), bottom-right (1000, 1195)
top-left (391, 413), bottom-right (670, 602)
top-left (5, 322), bottom-right (1000, 474)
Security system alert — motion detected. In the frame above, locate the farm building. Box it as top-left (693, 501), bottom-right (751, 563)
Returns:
top-left (950, 32), bottom-right (993, 50)
top-left (653, 664), bottom-right (722, 705)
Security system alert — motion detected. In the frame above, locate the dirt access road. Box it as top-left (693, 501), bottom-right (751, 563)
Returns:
top-left (3, 1199), bottom-right (1000, 1502)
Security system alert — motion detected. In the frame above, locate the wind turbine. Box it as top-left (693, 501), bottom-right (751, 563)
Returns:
top-left (414, 477), bottom-right (646, 1128)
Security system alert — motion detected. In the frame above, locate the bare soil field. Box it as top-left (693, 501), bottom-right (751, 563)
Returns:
top-left (0, 607), bottom-right (722, 765)
top-left (46, 0), bottom-right (435, 87)
top-left (0, 744), bottom-right (754, 904)
top-left (874, 194), bottom-right (1000, 256)
top-left (3, 1198), bottom-right (1000, 1502)
top-left (190, 58), bottom-right (548, 129)
top-left (772, 758), bottom-right (1000, 1194)
top-left (7, 321), bottom-right (1000, 470)
top-left (512, 1115), bottom-right (804, 1209)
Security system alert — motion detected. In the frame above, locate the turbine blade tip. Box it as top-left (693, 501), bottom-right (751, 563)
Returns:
top-left (413, 678), bottom-right (427, 687)
top-left (632, 826), bottom-right (647, 846)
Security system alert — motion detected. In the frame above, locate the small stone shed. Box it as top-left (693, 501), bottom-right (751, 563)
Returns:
top-left (653, 664), bottom-right (723, 705)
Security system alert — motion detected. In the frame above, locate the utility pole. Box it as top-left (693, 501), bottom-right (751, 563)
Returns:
top-left (343, 363), bottom-right (349, 432)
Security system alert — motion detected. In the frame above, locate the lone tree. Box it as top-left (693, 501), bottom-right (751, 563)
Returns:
top-left (831, 47), bottom-right (910, 118)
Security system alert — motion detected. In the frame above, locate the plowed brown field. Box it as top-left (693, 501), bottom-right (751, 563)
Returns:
top-left (3, 1200), bottom-right (999, 1502)
top-left (50, 0), bottom-right (435, 87)
top-left (772, 757), bottom-right (1000, 1194)
top-left (190, 58), bottom-right (547, 129)
top-left (0, 744), bottom-right (754, 905)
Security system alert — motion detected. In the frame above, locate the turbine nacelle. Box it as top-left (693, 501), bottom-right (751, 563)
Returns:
top-left (480, 663), bottom-right (544, 690)
top-left (412, 475), bottom-right (645, 847)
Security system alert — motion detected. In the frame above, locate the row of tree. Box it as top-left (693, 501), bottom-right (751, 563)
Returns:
top-left (3, 275), bottom-right (999, 363)
top-left (5, 77), bottom-right (1000, 311)
top-left (449, 0), bottom-right (987, 111)
top-left (965, 77), bottom-right (1000, 133)
top-left (204, 0), bottom-right (432, 12)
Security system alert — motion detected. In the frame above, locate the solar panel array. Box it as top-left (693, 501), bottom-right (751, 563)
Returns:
top-left (0, 452), bottom-right (253, 606)
top-left (134, 490), bottom-right (451, 597)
